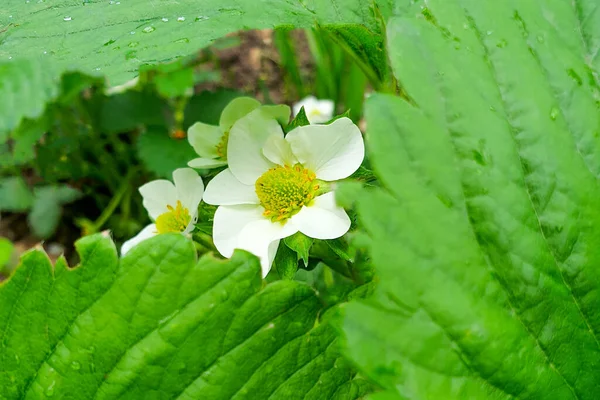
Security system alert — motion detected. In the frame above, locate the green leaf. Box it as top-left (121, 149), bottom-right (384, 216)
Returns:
top-left (0, 233), bottom-right (366, 399)
top-left (99, 90), bottom-right (167, 133)
top-left (0, 238), bottom-right (14, 271)
top-left (342, 1), bottom-right (600, 398)
top-left (136, 128), bottom-right (198, 178)
top-left (0, 59), bottom-right (60, 135)
top-left (325, 24), bottom-right (390, 89)
top-left (151, 66), bottom-right (194, 99)
top-left (27, 185), bottom-right (82, 239)
top-left (285, 107), bottom-right (311, 133)
top-left (272, 241), bottom-right (299, 280)
top-left (0, 176), bottom-right (33, 212)
top-left (284, 232), bottom-right (314, 267)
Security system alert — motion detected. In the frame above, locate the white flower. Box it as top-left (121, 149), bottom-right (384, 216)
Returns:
top-left (292, 95), bottom-right (335, 124)
top-left (203, 107), bottom-right (364, 277)
top-left (121, 168), bottom-right (204, 255)
top-left (187, 97), bottom-right (261, 169)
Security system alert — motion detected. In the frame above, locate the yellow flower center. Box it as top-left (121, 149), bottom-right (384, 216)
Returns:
top-left (255, 164), bottom-right (320, 222)
top-left (215, 131), bottom-right (229, 159)
top-left (155, 200), bottom-right (192, 234)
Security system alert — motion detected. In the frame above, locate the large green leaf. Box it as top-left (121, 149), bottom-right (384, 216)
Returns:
top-left (341, 0), bottom-right (600, 398)
top-left (0, 233), bottom-right (366, 399)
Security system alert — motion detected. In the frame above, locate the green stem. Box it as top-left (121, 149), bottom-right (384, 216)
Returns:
top-left (192, 232), bottom-right (217, 253)
top-left (89, 169), bottom-right (134, 233)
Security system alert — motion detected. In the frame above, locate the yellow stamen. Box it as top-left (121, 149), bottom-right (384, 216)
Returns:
top-left (155, 200), bottom-right (191, 234)
top-left (255, 164), bottom-right (320, 223)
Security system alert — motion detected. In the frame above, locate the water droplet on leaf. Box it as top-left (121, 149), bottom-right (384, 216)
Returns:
top-left (45, 381), bottom-right (56, 397)
top-left (536, 35), bottom-right (545, 43)
top-left (496, 39), bottom-right (507, 48)
top-left (142, 26), bottom-right (155, 33)
top-left (161, 17), bottom-right (168, 22)
top-left (550, 107), bottom-right (559, 120)
top-left (63, 16), bottom-right (72, 21)
top-left (175, 38), bottom-right (189, 44)
top-left (195, 16), bottom-right (209, 21)
top-left (71, 361), bottom-right (81, 370)
top-left (177, 16), bottom-right (185, 22)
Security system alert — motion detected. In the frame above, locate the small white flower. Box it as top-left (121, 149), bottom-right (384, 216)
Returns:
top-left (203, 107), bottom-right (364, 277)
top-left (292, 95), bottom-right (335, 124)
top-left (121, 168), bottom-right (204, 255)
top-left (187, 97), bottom-right (261, 169)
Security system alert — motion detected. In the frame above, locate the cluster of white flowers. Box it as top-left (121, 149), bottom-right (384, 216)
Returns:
top-left (122, 96), bottom-right (362, 277)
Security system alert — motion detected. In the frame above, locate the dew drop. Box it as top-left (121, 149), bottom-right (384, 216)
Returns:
top-left (536, 35), bottom-right (545, 43)
top-left (45, 381), bottom-right (56, 397)
top-left (486, 30), bottom-right (493, 36)
top-left (175, 38), bottom-right (190, 44)
top-left (71, 361), bottom-right (81, 370)
top-left (177, 16), bottom-right (185, 22)
top-left (496, 39), bottom-right (508, 48)
top-left (63, 16), bottom-right (72, 21)
top-left (116, 1), bottom-right (120, 4)
top-left (161, 17), bottom-right (169, 22)
top-left (142, 26), bottom-right (155, 33)
top-left (94, 67), bottom-right (101, 71)
top-left (43, 51), bottom-right (47, 54)
top-left (8, 56), bottom-right (12, 60)
top-left (128, 41), bottom-right (139, 48)
top-left (130, 31), bottom-right (135, 35)
top-left (195, 16), bottom-right (209, 22)
top-left (550, 107), bottom-right (559, 121)
top-left (9, 15), bottom-right (13, 18)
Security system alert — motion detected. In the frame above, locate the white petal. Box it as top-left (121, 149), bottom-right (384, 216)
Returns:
top-left (139, 180), bottom-right (177, 220)
top-left (293, 96), bottom-right (334, 124)
top-left (293, 95), bottom-right (318, 116)
top-left (212, 205), bottom-right (265, 258)
top-left (219, 97), bottom-right (261, 131)
top-left (286, 117), bottom-right (364, 181)
top-left (204, 168), bottom-right (259, 206)
top-left (121, 224), bottom-right (157, 255)
top-left (259, 105), bottom-right (292, 126)
top-left (237, 219), bottom-right (298, 277)
top-left (290, 191), bottom-right (350, 239)
top-left (227, 108), bottom-right (283, 184)
top-left (187, 158), bottom-right (228, 169)
top-left (187, 122), bottom-right (223, 158)
top-left (262, 134), bottom-right (298, 166)
top-left (173, 168), bottom-right (204, 215)
top-left (306, 101), bottom-right (334, 124)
